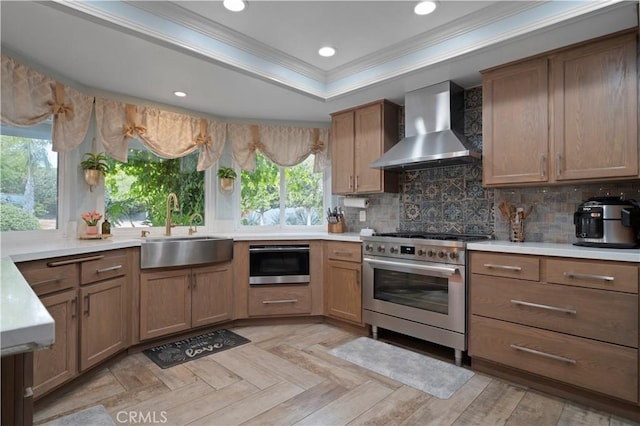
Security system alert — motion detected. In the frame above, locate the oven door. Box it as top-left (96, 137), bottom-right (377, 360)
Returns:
top-left (362, 256), bottom-right (465, 333)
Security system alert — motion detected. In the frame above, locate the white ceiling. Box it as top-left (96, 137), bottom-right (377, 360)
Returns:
top-left (0, 1), bottom-right (637, 125)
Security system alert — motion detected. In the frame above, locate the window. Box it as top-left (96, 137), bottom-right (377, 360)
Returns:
top-left (240, 153), bottom-right (324, 227)
top-left (0, 123), bottom-right (58, 232)
top-left (105, 143), bottom-right (204, 228)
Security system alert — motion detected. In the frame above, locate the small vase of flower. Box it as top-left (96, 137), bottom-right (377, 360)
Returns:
top-left (81, 211), bottom-right (102, 235)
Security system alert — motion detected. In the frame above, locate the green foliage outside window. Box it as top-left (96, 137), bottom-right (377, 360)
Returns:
top-left (105, 149), bottom-right (204, 227)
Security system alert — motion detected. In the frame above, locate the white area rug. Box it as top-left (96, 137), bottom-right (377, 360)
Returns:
top-left (329, 337), bottom-right (474, 399)
top-left (40, 405), bottom-right (115, 426)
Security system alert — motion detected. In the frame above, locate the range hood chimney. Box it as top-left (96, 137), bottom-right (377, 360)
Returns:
top-left (370, 81), bottom-right (481, 170)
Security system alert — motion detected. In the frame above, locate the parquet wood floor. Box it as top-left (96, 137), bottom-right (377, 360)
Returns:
top-left (34, 323), bottom-right (637, 426)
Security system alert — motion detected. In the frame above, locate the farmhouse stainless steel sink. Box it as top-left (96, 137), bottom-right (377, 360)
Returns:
top-left (140, 236), bottom-right (233, 269)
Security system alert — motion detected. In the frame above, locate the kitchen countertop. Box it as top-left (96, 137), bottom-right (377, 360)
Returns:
top-left (0, 257), bottom-right (54, 356)
top-left (1, 232), bottom-right (363, 263)
top-left (467, 240), bottom-right (640, 263)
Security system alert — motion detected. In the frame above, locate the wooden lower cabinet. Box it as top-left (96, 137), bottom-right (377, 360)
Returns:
top-left (33, 289), bottom-right (77, 398)
top-left (324, 241), bottom-right (362, 325)
top-left (139, 263), bottom-right (233, 340)
top-left (1, 352), bottom-right (34, 426)
top-left (248, 285), bottom-right (312, 316)
top-left (79, 277), bottom-right (128, 371)
top-left (470, 315), bottom-right (638, 403)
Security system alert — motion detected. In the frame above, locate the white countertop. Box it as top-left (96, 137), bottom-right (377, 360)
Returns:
top-left (0, 257), bottom-right (54, 355)
top-left (467, 240), bottom-right (640, 263)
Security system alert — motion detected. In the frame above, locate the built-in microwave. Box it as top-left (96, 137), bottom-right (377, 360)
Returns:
top-left (249, 244), bottom-right (310, 285)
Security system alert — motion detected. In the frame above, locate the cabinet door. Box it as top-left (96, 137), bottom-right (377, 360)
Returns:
top-left (551, 33), bottom-right (638, 181)
top-left (483, 58), bottom-right (549, 186)
top-left (331, 111), bottom-right (355, 194)
top-left (325, 259), bottom-right (362, 324)
top-left (79, 277), bottom-right (127, 371)
top-left (354, 103), bottom-right (383, 193)
top-left (33, 289), bottom-right (77, 398)
top-left (191, 263), bottom-right (233, 327)
top-left (140, 270), bottom-right (191, 340)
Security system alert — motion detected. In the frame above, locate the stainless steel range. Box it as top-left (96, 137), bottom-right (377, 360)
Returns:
top-left (361, 232), bottom-right (491, 366)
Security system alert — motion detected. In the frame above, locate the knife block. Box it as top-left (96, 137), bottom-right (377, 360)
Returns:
top-left (328, 220), bottom-right (345, 233)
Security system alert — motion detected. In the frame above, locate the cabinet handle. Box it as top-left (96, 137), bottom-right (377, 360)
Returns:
top-left (84, 295), bottom-right (90, 315)
top-left (355, 175), bottom-right (359, 190)
top-left (333, 251), bottom-right (353, 257)
top-left (556, 153), bottom-right (561, 177)
top-left (510, 299), bottom-right (577, 315)
top-left (71, 297), bottom-right (77, 319)
top-left (540, 154), bottom-right (546, 178)
top-left (191, 273), bottom-right (196, 289)
top-left (262, 299), bottom-right (298, 304)
top-left (348, 176), bottom-right (353, 190)
top-left (47, 255), bottom-right (104, 267)
top-left (96, 264), bottom-right (122, 273)
top-left (483, 263), bottom-right (522, 271)
top-left (563, 272), bottom-right (614, 282)
top-left (31, 277), bottom-right (62, 287)
top-left (510, 344), bottom-right (576, 364)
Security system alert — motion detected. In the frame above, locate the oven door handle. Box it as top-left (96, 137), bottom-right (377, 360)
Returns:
top-left (363, 257), bottom-right (459, 277)
top-left (249, 247), bottom-right (309, 252)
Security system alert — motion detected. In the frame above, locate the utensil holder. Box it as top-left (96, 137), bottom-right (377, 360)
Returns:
top-left (328, 221), bottom-right (345, 233)
top-left (509, 218), bottom-right (525, 242)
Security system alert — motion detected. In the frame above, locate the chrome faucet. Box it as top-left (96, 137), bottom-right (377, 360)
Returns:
top-left (188, 213), bottom-right (203, 235)
top-left (165, 193), bottom-right (179, 236)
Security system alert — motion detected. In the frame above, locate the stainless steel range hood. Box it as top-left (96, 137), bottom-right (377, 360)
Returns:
top-left (370, 81), bottom-right (481, 170)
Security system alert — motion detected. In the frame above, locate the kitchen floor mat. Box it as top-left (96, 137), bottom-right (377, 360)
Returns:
top-left (329, 336), bottom-right (474, 399)
top-left (143, 329), bottom-right (250, 369)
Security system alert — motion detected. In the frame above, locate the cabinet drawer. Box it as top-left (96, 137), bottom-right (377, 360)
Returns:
top-left (469, 316), bottom-right (638, 403)
top-left (326, 242), bottom-right (362, 263)
top-left (81, 254), bottom-right (128, 285)
top-left (248, 285), bottom-right (311, 316)
top-left (471, 274), bottom-right (638, 347)
top-left (18, 262), bottom-right (77, 296)
top-left (543, 258), bottom-right (638, 293)
top-left (471, 252), bottom-right (539, 281)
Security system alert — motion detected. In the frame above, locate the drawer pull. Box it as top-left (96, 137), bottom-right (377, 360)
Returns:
top-left (96, 265), bottom-right (123, 273)
top-left (510, 299), bottom-right (577, 315)
top-left (333, 251), bottom-right (353, 257)
top-left (47, 255), bottom-right (104, 267)
top-left (483, 263), bottom-right (522, 272)
top-left (510, 344), bottom-right (576, 364)
top-left (262, 299), bottom-right (298, 304)
top-left (564, 272), bottom-right (614, 282)
top-left (31, 277), bottom-right (62, 287)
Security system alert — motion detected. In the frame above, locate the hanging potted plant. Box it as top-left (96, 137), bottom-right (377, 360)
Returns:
top-left (217, 166), bottom-right (237, 192)
top-left (80, 152), bottom-right (109, 192)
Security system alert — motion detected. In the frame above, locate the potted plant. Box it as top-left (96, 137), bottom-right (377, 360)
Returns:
top-left (217, 166), bottom-right (237, 192)
top-left (80, 152), bottom-right (109, 191)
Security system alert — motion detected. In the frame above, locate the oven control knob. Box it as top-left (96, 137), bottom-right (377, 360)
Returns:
top-left (390, 246), bottom-right (398, 254)
top-left (438, 251), bottom-right (447, 258)
top-left (417, 249), bottom-right (425, 256)
top-left (377, 245), bottom-right (385, 253)
top-left (449, 252), bottom-right (458, 260)
top-left (365, 244), bottom-right (373, 252)
top-left (427, 250), bottom-right (436, 257)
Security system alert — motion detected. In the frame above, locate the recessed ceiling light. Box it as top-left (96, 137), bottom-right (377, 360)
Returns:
top-left (173, 91), bottom-right (187, 97)
top-left (414, 1), bottom-right (437, 15)
top-left (318, 46), bottom-right (336, 57)
top-left (223, 0), bottom-right (246, 12)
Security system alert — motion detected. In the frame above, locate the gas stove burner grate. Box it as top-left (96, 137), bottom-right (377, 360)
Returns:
top-left (375, 232), bottom-right (492, 242)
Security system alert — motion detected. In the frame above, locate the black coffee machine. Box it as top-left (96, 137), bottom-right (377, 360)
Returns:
top-left (574, 196), bottom-right (640, 249)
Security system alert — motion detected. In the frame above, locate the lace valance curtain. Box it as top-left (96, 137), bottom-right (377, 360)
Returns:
top-left (94, 100), bottom-right (225, 171)
top-left (228, 123), bottom-right (330, 172)
top-left (1, 55), bottom-right (94, 152)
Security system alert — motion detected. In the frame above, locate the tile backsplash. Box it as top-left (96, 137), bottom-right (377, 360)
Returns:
top-left (340, 86), bottom-right (640, 243)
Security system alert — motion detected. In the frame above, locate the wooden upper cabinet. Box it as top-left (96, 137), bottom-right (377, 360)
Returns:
top-left (482, 58), bottom-right (549, 186)
top-left (330, 100), bottom-right (399, 195)
top-left (331, 111), bottom-right (356, 194)
top-left (482, 30), bottom-right (638, 187)
top-left (550, 32), bottom-right (638, 181)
